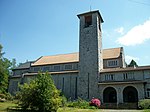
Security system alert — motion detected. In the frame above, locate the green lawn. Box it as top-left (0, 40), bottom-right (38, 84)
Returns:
top-left (0, 101), bottom-right (98, 112)
top-left (58, 107), bottom-right (99, 112)
top-left (0, 101), bottom-right (17, 112)
top-left (1, 101), bottom-right (150, 112)
top-left (143, 110), bottom-right (150, 112)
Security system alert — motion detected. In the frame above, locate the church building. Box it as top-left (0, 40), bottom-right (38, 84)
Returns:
top-left (8, 10), bottom-right (150, 108)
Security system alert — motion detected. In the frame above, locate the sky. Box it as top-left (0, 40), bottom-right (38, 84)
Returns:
top-left (0, 0), bottom-right (150, 66)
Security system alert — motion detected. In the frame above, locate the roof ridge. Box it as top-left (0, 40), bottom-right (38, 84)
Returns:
top-left (43, 52), bottom-right (79, 57)
top-left (103, 47), bottom-right (122, 50)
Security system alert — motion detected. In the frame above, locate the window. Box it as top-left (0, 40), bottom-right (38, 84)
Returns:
top-left (105, 74), bottom-right (115, 81)
top-left (146, 89), bottom-right (150, 98)
top-left (98, 17), bottom-right (101, 31)
top-left (64, 64), bottom-right (72, 70)
top-left (53, 65), bottom-right (60, 71)
top-left (85, 15), bottom-right (92, 27)
top-left (43, 66), bottom-right (50, 72)
top-left (33, 67), bottom-right (40, 72)
top-left (123, 72), bottom-right (134, 80)
top-left (107, 60), bottom-right (118, 67)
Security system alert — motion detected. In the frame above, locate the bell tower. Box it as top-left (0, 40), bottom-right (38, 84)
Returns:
top-left (77, 10), bottom-right (104, 100)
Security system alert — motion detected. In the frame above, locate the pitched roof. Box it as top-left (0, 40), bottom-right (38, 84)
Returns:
top-left (102, 47), bottom-right (122, 59)
top-left (32, 47), bottom-right (121, 66)
top-left (32, 53), bottom-right (79, 66)
top-left (13, 61), bottom-right (34, 70)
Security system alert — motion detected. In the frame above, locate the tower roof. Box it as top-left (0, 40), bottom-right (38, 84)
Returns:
top-left (77, 10), bottom-right (104, 23)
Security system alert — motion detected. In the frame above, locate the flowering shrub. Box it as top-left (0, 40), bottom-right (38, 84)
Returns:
top-left (89, 98), bottom-right (101, 108)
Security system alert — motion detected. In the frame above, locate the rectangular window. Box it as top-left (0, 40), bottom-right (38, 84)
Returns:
top-left (107, 60), bottom-right (118, 67)
top-left (105, 74), bottom-right (115, 81)
top-left (12, 81), bottom-right (18, 92)
top-left (75, 77), bottom-right (78, 99)
top-left (53, 65), bottom-right (60, 71)
top-left (43, 66), bottom-right (50, 72)
top-left (123, 72), bottom-right (134, 80)
top-left (146, 89), bottom-right (150, 98)
top-left (64, 64), bottom-right (72, 70)
top-left (85, 15), bottom-right (92, 27)
top-left (62, 77), bottom-right (65, 93)
top-left (33, 67), bottom-right (40, 72)
top-left (74, 63), bottom-right (79, 70)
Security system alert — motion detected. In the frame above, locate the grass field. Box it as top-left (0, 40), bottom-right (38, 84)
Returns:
top-left (1, 101), bottom-right (150, 112)
top-left (0, 101), bottom-right (98, 112)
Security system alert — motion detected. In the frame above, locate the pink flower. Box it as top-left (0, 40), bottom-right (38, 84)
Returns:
top-left (90, 98), bottom-right (101, 107)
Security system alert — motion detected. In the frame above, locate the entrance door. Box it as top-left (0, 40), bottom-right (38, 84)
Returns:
top-left (103, 87), bottom-right (117, 103)
top-left (123, 86), bottom-right (138, 103)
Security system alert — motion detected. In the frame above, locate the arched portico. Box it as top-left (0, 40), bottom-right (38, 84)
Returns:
top-left (123, 86), bottom-right (138, 103)
top-left (103, 87), bottom-right (117, 103)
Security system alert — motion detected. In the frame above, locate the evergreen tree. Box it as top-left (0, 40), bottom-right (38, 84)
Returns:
top-left (128, 59), bottom-right (138, 67)
top-left (17, 72), bottom-right (62, 112)
top-left (0, 44), bottom-right (11, 93)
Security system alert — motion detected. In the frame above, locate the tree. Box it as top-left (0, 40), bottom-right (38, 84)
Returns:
top-left (128, 59), bottom-right (138, 67)
top-left (0, 44), bottom-right (11, 94)
top-left (11, 58), bottom-right (17, 70)
top-left (17, 72), bottom-right (62, 112)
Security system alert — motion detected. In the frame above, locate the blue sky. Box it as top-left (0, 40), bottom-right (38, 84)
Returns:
top-left (0, 0), bottom-right (150, 66)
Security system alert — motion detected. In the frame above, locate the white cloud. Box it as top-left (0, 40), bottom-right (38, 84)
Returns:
top-left (114, 27), bottom-right (124, 35)
top-left (125, 55), bottom-right (139, 64)
top-left (116, 19), bottom-right (150, 46)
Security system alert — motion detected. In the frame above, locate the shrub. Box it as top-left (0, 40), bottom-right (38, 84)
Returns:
top-left (0, 94), bottom-right (6, 99)
top-left (0, 93), bottom-right (13, 101)
top-left (138, 99), bottom-right (150, 109)
top-left (17, 72), bottom-right (62, 112)
top-left (60, 95), bottom-right (67, 107)
top-left (5, 93), bottom-right (14, 101)
top-left (89, 98), bottom-right (101, 108)
top-left (67, 98), bottom-right (96, 109)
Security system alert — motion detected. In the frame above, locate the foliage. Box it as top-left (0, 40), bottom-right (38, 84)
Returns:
top-left (0, 44), bottom-right (12, 94)
top-left (10, 58), bottom-right (17, 70)
top-left (0, 93), bottom-right (13, 101)
top-left (17, 72), bottom-right (62, 112)
top-left (138, 99), bottom-right (150, 109)
top-left (143, 109), bottom-right (150, 112)
top-left (128, 59), bottom-right (138, 67)
top-left (89, 98), bottom-right (101, 108)
top-left (60, 95), bottom-right (67, 107)
top-left (67, 98), bottom-right (97, 109)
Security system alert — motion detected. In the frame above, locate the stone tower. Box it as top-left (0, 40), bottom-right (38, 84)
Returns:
top-left (77, 10), bottom-right (104, 100)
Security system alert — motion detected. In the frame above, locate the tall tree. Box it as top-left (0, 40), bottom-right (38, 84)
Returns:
top-left (0, 44), bottom-right (11, 93)
top-left (17, 72), bottom-right (62, 111)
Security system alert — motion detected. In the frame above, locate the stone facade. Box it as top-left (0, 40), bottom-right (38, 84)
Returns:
top-left (8, 10), bottom-right (150, 108)
top-left (77, 11), bottom-right (103, 100)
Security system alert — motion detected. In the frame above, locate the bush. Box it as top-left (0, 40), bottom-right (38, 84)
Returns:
top-left (0, 94), bottom-right (6, 99)
top-left (67, 98), bottom-right (97, 109)
top-left (138, 99), bottom-right (150, 109)
top-left (17, 72), bottom-right (62, 112)
top-left (90, 98), bottom-right (101, 108)
top-left (60, 95), bottom-right (67, 107)
top-left (0, 93), bottom-right (13, 101)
